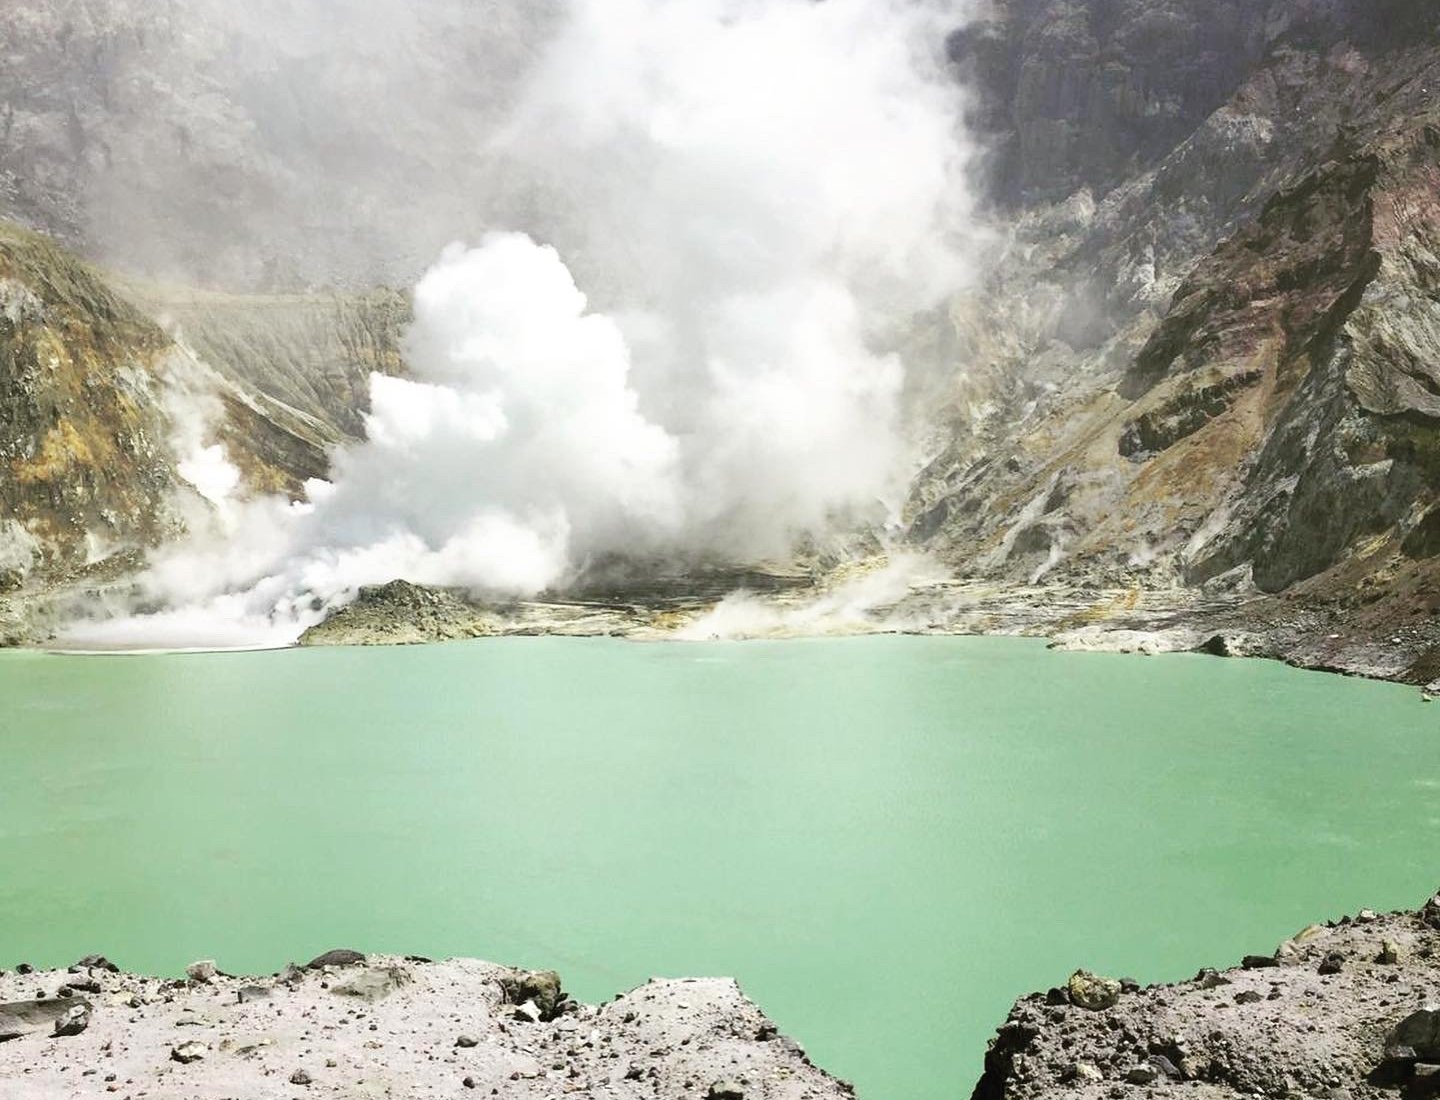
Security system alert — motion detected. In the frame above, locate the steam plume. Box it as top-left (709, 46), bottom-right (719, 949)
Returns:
top-left (63, 0), bottom-right (979, 648)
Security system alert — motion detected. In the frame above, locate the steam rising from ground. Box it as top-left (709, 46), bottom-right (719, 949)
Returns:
top-left (677, 555), bottom-right (949, 640)
top-left (63, 0), bottom-right (978, 648)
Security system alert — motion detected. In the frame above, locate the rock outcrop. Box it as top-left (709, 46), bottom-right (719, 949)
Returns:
top-left (0, 952), bottom-right (851, 1099)
top-left (910, 7), bottom-right (1440, 676)
top-left (972, 888), bottom-right (1440, 1100)
top-left (0, 216), bottom-right (406, 585)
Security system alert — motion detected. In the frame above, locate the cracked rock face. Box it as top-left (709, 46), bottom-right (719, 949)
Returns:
top-left (0, 954), bottom-right (852, 1099)
top-left (972, 889), bottom-right (1440, 1100)
top-left (909, 7), bottom-right (1440, 675)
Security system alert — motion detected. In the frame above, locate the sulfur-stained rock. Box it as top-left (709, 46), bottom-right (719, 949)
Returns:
top-left (1066, 970), bottom-right (1120, 1011)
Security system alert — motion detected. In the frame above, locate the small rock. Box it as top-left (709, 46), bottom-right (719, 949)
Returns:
top-left (1126, 1064), bottom-right (1159, 1085)
top-left (305, 949), bottom-right (366, 970)
top-left (1318, 952), bottom-right (1345, 975)
top-left (708, 1081), bottom-right (745, 1100)
top-left (1379, 941), bottom-right (1402, 965)
top-left (455, 1034), bottom-right (479, 1048)
top-left (1358, 909), bottom-right (1378, 922)
top-left (1196, 968), bottom-right (1231, 989)
top-left (499, 970), bottom-right (564, 1021)
top-left (15, 964), bottom-right (33, 975)
top-left (1241, 954), bottom-right (1278, 969)
top-left (184, 960), bottom-right (217, 984)
top-left (1149, 1055), bottom-right (1183, 1081)
top-left (1423, 895), bottom-right (1440, 929)
top-left (1065, 1062), bottom-right (1103, 1083)
top-left (1234, 990), bottom-right (1264, 1005)
top-left (332, 966), bottom-right (407, 1002)
top-left (1385, 1044), bottom-right (1419, 1066)
top-left (1044, 987), bottom-right (1070, 1006)
top-left (1390, 1009), bottom-right (1440, 1060)
top-left (289, 1069), bottom-right (312, 1086)
top-left (237, 985), bottom-right (271, 1004)
top-left (52, 1003), bottom-right (91, 1037)
top-left (512, 1000), bottom-right (542, 1024)
top-left (171, 1040), bottom-right (208, 1064)
top-left (1067, 970), bottom-right (1121, 1011)
top-left (278, 963), bottom-right (305, 985)
top-left (71, 955), bottom-right (119, 973)
top-left (462, 1077), bottom-right (477, 1090)
top-left (1119, 977), bottom-right (1140, 994)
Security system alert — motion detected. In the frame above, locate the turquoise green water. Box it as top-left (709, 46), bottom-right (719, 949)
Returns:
top-left (2, 636), bottom-right (1439, 1097)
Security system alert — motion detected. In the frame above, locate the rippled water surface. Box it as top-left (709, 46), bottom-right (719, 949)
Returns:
top-left (3, 636), bottom-right (1439, 1098)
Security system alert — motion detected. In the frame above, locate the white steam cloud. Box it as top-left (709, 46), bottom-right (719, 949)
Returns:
top-left (63, 0), bottom-right (979, 648)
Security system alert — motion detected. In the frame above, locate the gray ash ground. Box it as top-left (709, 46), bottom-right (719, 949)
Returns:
top-left (0, 952), bottom-right (850, 1099)
top-left (973, 889), bottom-right (1440, 1100)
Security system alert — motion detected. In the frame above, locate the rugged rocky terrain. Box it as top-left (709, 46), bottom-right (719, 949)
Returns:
top-left (0, 209), bottom-right (412, 644)
top-left (971, 886), bottom-right (1440, 1100)
top-left (900, 0), bottom-right (1440, 684)
top-left (0, 950), bottom-right (848, 1099)
top-left (1, 0), bottom-right (1439, 681)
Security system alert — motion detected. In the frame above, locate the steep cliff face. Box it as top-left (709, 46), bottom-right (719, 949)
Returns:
top-left (0, 219), bottom-right (179, 582)
top-left (952, 0), bottom-right (1434, 206)
top-left (913, 9), bottom-right (1440, 640)
top-left (0, 216), bottom-right (405, 596)
top-left (123, 283), bottom-right (411, 442)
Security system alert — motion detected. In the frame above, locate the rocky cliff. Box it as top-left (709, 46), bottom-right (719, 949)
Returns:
top-left (0, 214), bottom-right (407, 641)
top-left (907, 3), bottom-right (1440, 680)
top-left (971, 887), bottom-right (1440, 1100)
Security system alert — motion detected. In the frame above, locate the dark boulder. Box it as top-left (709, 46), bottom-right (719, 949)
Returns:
top-left (51, 1003), bottom-right (91, 1037)
top-left (305, 949), bottom-right (366, 970)
top-left (498, 969), bottom-right (564, 1021)
top-left (1390, 1010), bottom-right (1440, 1061)
top-left (69, 955), bottom-right (118, 973)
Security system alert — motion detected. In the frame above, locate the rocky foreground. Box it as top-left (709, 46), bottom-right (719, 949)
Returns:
top-left (0, 952), bottom-right (850, 1099)
top-left (974, 888), bottom-right (1440, 1100)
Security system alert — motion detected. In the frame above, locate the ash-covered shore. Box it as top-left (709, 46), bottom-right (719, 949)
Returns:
top-left (972, 887), bottom-right (1440, 1100)
top-left (0, 951), bottom-right (851, 1099)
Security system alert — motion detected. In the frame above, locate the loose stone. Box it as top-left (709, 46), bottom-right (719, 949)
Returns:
top-left (184, 960), bottom-right (217, 984)
top-left (171, 1040), bottom-right (208, 1064)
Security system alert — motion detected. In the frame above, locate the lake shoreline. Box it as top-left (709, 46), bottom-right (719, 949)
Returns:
top-left (0, 951), bottom-right (853, 1099)
top-left (9, 569), bottom-right (1437, 695)
top-left (9, 891), bottom-right (1440, 1100)
top-left (4, 632), bottom-right (1436, 1096)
